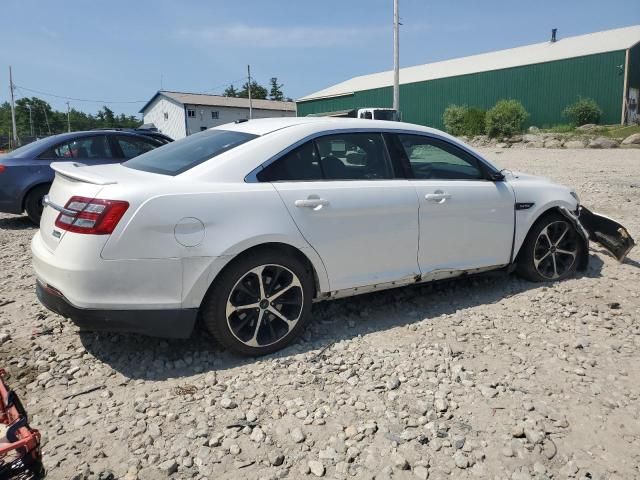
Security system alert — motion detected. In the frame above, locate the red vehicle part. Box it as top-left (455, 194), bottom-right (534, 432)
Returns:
top-left (0, 369), bottom-right (44, 479)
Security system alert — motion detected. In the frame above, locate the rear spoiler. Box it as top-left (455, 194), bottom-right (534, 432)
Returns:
top-left (51, 162), bottom-right (117, 185)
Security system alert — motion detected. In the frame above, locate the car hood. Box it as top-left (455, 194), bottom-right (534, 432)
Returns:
top-left (504, 170), bottom-right (553, 184)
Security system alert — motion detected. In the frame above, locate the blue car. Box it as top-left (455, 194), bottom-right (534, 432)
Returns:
top-left (0, 130), bottom-right (166, 223)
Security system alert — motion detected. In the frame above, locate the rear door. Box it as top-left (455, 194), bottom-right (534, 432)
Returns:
top-left (390, 134), bottom-right (514, 274)
top-left (258, 132), bottom-right (420, 291)
top-left (39, 135), bottom-right (120, 167)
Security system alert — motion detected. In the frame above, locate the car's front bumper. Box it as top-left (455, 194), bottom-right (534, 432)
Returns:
top-left (36, 280), bottom-right (197, 338)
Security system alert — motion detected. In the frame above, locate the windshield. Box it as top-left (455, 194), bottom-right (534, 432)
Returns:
top-left (373, 110), bottom-right (398, 121)
top-left (123, 129), bottom-right (258, 175)
top-left (1, 137), bottom-right (52, 159)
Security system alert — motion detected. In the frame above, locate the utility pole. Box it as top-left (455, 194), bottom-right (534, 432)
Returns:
top-left (392, 0), bottom-right (400, 116)
top-left (9, 66), bottom-right (19, 147)
top-left (42, 104), bottom-right (51, 135)
top-left (26, 104), bottom-right (34, 137)
top-left (65, 101), bottom-right (71, 132)
top-left (247, 64), bottom-right (253, 120)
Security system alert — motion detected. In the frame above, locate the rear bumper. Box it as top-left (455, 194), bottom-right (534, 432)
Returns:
top-left (36, 280), bottom-right (197, 338)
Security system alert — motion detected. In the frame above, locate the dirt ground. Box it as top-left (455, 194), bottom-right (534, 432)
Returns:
top-left (0, 147), bottom-right (638, 480)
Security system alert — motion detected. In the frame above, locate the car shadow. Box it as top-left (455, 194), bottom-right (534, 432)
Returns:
top-left (0, 215), bottom-right (36, 231)
top-left (79, 253), bottom-right (604, 381)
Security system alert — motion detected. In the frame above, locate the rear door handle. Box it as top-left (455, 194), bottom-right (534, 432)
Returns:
top-left (425, 191), bottom-right (452, 202)
top-left (294, 197), bottom-right (329, 209)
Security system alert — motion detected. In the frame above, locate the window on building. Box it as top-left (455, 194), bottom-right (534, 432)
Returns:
top-left (187, 109), bottom-right (196, 118)
top-left (163, 112), bottom-right (169, 120)
top-left (211, 111), bottom-right (219, 119)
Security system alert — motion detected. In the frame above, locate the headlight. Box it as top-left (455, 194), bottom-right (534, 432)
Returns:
top-left (569, 190), bottom-right (580, 204)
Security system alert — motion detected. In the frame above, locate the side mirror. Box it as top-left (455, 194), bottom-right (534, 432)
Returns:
top-left (490, 172), bottom-right (505, 181)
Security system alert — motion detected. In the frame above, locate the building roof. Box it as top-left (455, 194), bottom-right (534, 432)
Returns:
top-left (140, 91), bottom-right (296, 113)
top-left (299, 24), bottom-right (640, 102)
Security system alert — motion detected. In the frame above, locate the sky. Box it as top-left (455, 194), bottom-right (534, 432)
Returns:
top-left (1, 0), bottom-right (639, 117)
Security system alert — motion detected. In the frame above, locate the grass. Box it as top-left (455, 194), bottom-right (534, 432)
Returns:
top-left (538, 124), bottom-right (640, 138)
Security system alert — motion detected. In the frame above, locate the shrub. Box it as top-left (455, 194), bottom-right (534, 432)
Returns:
top-left (443, 104), bottom-right (466, 136)
top-left (462, 107), bottom-right (486, 136)
top-left (443, 105), bottom-right (486, 137)
top-left (485, 100), bottom-right (529, 138)
top-left (562, 97), bottom-right (602, 126)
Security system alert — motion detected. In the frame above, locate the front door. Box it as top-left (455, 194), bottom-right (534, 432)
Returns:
top-left (257, 132), bottom-right (420, 291)
top-left (391, 134), bottom-right (514, 274)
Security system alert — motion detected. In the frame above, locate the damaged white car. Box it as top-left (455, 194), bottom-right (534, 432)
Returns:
top-left (32, 118), bottom-right (635, 355)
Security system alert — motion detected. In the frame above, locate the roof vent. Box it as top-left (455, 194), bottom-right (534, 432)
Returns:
top-left (551, 28), bottom-right (558, 43)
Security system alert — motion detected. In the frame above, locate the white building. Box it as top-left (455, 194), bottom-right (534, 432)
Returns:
top-left (139, 91), bottom-right (296, 139)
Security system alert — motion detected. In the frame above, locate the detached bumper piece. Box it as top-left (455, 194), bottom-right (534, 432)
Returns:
top-left (579, 206), bottom-right (636, 262)
top-left (0, 369), bottom-right (44, 479)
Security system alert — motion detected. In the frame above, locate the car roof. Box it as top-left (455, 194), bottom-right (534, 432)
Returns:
top-left (212, 117), bottom-right (440, 137)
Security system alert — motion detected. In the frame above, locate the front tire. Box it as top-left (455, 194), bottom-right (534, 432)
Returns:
top-left (517, 212), bottom-right (583, 282)
top-left (25, 184), bottom-right (50, 225)
top-left (201, 249), bottom-right (313, 356)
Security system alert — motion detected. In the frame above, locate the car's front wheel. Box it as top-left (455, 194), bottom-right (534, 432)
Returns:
top-left (201, 249), bottom-right (313, 356)
top-left (517, 212), bottom-right (583, 282)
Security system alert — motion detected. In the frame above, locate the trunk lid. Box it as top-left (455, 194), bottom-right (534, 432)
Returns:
top-left (39, 162), bottom-right (114, 251)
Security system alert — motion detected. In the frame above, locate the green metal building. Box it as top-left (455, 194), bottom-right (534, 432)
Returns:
top-left (297, 25), bottom-right (640, 129)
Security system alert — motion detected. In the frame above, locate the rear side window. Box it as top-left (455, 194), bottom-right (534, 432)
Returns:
top-left (40, 136), bottom-right (113, 159)
top-left (257, 133), bottom-right (394, 182)
top-left (257, 142), bottom-right (321, 182)
top-left (116, 135), bottom-right (158, 159)
top-left (124, 129), bottom-right (258, 175)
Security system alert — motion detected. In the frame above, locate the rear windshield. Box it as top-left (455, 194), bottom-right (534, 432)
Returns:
top-left (123, 129), bottom-right (258, 175)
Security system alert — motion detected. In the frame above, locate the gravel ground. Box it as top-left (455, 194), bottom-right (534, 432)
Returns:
top-left (0, 148), bottom-right (639, 480)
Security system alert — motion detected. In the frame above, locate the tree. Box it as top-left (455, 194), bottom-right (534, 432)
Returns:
top-left (238, 80), bottom-right (268, 100)
top-left (268, 77), bottom-right (284, 101)
top-left (223, 85), bottom-right (239, 97)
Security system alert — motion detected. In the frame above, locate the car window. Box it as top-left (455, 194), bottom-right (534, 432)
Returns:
top-left (314, 133), bottom-right (392, 180)
top-left (124, 129), bottom-right (257, 176)
top-left (39, 135), bottom-right (113, 160)
top-left (257, 142), bottom-right (322, 182)
top-left (398, 134), bottom-right (483, 180)
top-left (116, 135), bottom-right (158, 159)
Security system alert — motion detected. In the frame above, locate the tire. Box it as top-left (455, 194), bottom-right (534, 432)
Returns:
top-left (201, 249), bottom-right (314, 356)
top-left (24, 185), bottom-right (50, 225)
top-left (517, 212), bottom-right (583, 282)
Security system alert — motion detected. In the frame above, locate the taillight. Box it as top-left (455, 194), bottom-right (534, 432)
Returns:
top-left (0, 164), bottom-right (6, 174)
top-left (54, 196), bottom-right (129, 235)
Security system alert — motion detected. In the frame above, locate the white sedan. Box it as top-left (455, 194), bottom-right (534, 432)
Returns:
top-left (32, 118), bottom-right (634, 355)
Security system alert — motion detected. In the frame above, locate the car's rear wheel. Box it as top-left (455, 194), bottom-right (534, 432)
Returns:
top-left (201, 249), bottom-right (313, 356)
top-left (517, 212), bottom-right (583, 282)
top-left (25, 184), bottom-right (50, 225)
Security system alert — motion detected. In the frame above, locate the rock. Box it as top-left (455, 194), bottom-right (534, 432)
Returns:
top-left (220, 397), bottom-right (237, 409)
top-left (524, 428), bottom-right (545, 445)
top-left (434, 398), bottom-right (448, 412)
top-left (511, 425), bottom-right (525, 438)
top-left (290, 428), bottom-right (306, 443)
top-left (229, 444), bottom-right (241, 455)
top-left (479, 385), bottom-right (497, 398)
top-left (496, 142), bottom-right (510, 149)
top-left (269, 450), bottom-right (285, 466)
top-left (588, 137), bottom-right (618, 149)
top-left (413, 465), bottom-right (429, 479)
top-left (528, 126), bottom-right (540, 133)
top-left (386, 375), bottom-right (401, 390)
top-left (250, 426), bottom-right (265, 443)
top-left (622, 133), bottom-right (640, 145)
top-left (158, 459), bottom-right (178, 475)
top-left (544, 138), bottom-right (563, 149)
top-left (453, 451), bottom-right (469, 469)
top-left (524, 141), bottom-right (544, 148)
top-left (523, 134), bottom-right (542, 143)
top-left (577, 123), bottom-right (597, 131)
top-left (565, 139), bottom-right (586, 149)
top-left (453, 436), bottom-right (466, 449)
top-left (308, 460), bottom-right (325, 477)
top-left (392, 453), bottom-right (410, 470)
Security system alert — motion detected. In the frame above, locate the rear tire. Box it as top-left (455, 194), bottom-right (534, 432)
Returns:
top-left (201, 249), bottom-right (314, 356)
top-left (25, 185), bottom-right (50, 225)
top-left (517, 212), bottom-right (583, 282)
